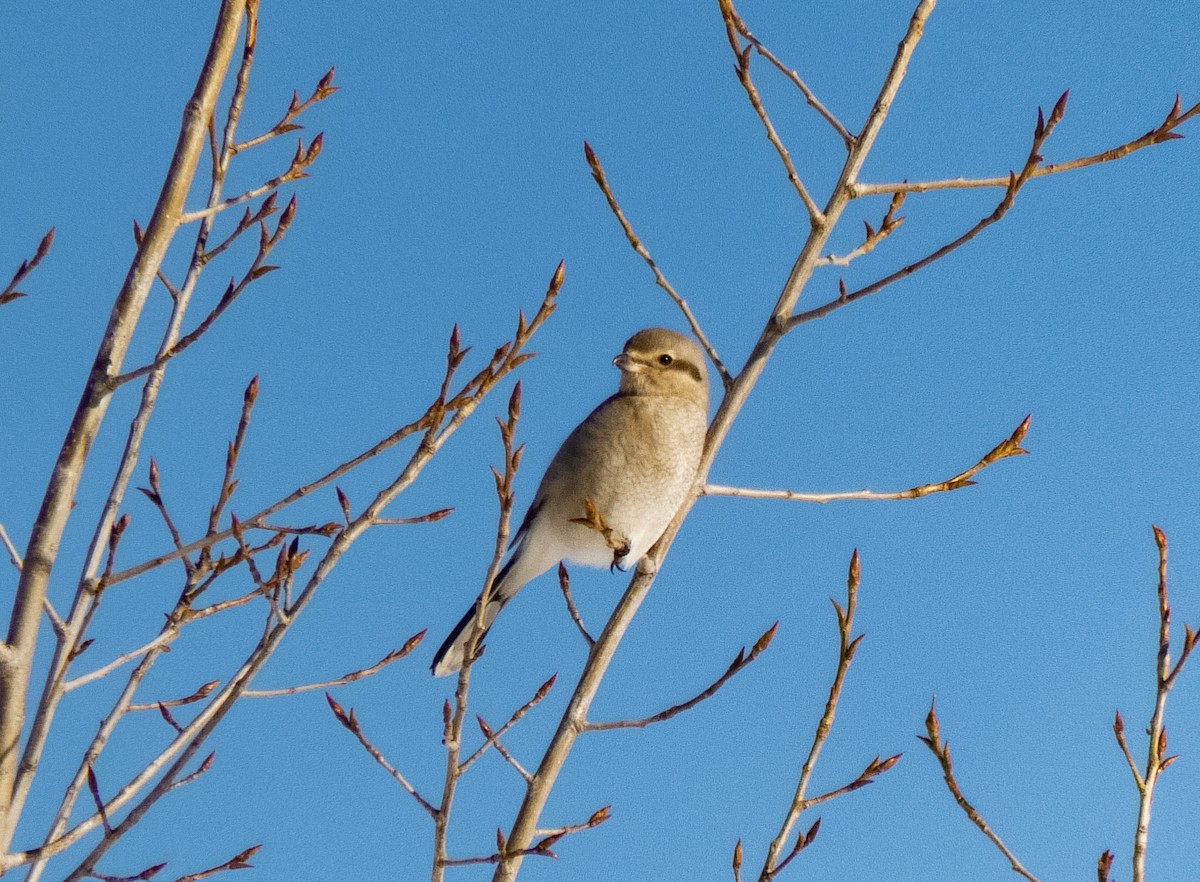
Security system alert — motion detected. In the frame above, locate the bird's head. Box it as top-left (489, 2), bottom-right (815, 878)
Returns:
top-left (613, 327), bottom-right (709, 410)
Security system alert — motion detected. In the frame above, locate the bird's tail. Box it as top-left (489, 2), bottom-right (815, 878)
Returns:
top-left (430, 557), bottom-right (519, 677)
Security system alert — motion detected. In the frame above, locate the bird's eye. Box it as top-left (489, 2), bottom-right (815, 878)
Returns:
top-left (658, 353), bottom-right (673, 366)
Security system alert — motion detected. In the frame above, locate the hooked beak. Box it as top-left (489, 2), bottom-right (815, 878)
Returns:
top-left (613, 352), bottom-right (644, 373)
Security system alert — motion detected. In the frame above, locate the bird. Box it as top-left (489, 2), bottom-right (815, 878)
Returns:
top-left (430, 327), bottom-right (710, 676)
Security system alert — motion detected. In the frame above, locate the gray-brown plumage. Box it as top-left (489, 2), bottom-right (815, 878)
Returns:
top-left (431, 328), bottom-right (709, 676)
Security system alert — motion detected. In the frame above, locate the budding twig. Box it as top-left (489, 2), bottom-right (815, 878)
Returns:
top-left (853, 93), bottom-right (1200, 197)
top-left (583, 141), bottom-right (731, 389)
top-left (1, 227), bottom-right (54, 307)
top-left (789, 91), bottom-right (1072, 330)
top-left (243, 632), bottom-right (425, 697)
top-left (920, 701), bottom-right (1040, 882)
top-left (706, 416), bottom-right (1029, 504)
top-left (585, 622), bottom-right (777, 731)
top-left (325, 693), bottom-right (438, 819)
top-left (718, 0), bottom-right (823, 224)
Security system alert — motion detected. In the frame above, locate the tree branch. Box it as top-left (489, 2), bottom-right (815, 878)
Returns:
top-left (852, 93), bottom-right (1199, 198)
top-left (585, 622), bottom-right (776, 732)
top-left (920, 701), bottom-right (1040, 882)
top-left (705, 416), bottom-right (1029, 504)
top-left (583, 142), bottom-right (732, 389)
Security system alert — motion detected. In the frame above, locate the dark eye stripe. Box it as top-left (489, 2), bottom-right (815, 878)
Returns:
top-left (671, 360), bottom-right (704, 384)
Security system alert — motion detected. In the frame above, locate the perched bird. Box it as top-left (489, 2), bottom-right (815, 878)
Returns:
top-left (430, 327), bottom-right (710, 676)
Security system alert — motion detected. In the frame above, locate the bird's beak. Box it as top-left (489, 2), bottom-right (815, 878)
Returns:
top-left (613, 353), bottom-right (644, 373)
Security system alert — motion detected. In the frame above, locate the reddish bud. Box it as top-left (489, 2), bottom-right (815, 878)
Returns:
top-left (33, 227), bottom-right (55, 264)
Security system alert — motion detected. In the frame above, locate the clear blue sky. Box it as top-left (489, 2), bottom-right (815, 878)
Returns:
top-left (3, 3), bottom-right (1198, 880)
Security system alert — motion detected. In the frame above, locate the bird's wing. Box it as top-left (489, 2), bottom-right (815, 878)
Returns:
top-left (507, 392), bottom-right (624, 549)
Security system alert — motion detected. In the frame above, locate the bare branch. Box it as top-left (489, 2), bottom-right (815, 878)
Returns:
top-left (243, 632), bottom-right (425, 697)
top-left (717, 2), bottom-right (823, 223)
top-left (177, 134), bottom-right (324, 223)
top-left (129, 681), bottom-right (219, 713)
top-left (106, 264), bottom-right (562, 589)
top-left (585, 622), bottom-right (777, 731)
top-left (0, 3), bottom-right (251, 847)
top-left (173, 844), bottom-right (262, 882)
top-left (85, 766), bottom-right (112, 837)
top-left (1124, 526), bottom-right (1196, 882)
top-left (720, 0), bottom-right (852, 146)
top-left (556, 564), bottom-right (594, 647)
top-left (583, 142), bottom-right (732, 388)
top-left (459, 674), bottom-right (557, 774)
top-left (1, 227), bottom-right (55, 307)
top-left (814, 192), bottom-right (906, 267)
top-left (920, 701), bottom-right (1040, 882)
top-left (476, 717), bottom-right (532, 782)
top-left (0, 523), bottom-right (24, 572)
top-left (789, 92), bottom-right (1071, 330)
top-left (325, 693), bottom-right (437, 819)
top-left (853, 93), bottom-right (1200, 197)
top-left (706, 416), bottom-right (1030, 504)
top-left (86, 859), bottom-right (167, 882)
top-left (232, 67), bottom-right (338, 154)
top-left (758, 551), bottom-right (862, 881)
top-left (372, 508), bottom-right (454, 526)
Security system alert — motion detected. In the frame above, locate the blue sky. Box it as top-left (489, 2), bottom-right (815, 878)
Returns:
top-left (3, 2), bottom-right (1199, 880)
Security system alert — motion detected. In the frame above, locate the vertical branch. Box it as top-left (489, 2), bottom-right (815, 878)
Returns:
top-left (1129, 526), bottom-right (1196, 882)
top-left (758, 552), bottom-right (861, 881)
top-left (0, 0), bottom-right (248, 849)
top-left (433, 381), bottom-right (524, 882)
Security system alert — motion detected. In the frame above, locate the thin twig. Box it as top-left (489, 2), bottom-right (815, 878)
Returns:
top-left (0, 523), bottom-right (24, 571)
top-left (706, 416), bottom-right (1029, 504)
top-left (853, 94), bottom-right (1200, 198)
top-left (174, 844), bottom-right (262, 882)
top-left (1, 228), bottom-right (55, 307)
top-left (1112, 711), bottom-right (1144, 791)
top-left (814, 192), bottom-right (906, 267)
top-left (583, 142), bottom-right (732, 389)
top-left (556, 564), bottom-right (594, 647)
top-left (176, 135), bottom-right (323, 223)
top-left (717, 1), bottom-right (823, 224)
top-left (789, 92), bottom-right (1071, 330)
top-left (128, 682), bottom-right (219, 713)
top-left (719, 1), bottom-right (852, 146)
top-left (476, 717), bottom-right (532, 781)
top-left (1126, 526), bottom-right (1197, 882)
top-left (326, 694), bottom-right (437, 817)
top-left (920, 701), bottom-right (1040, 882)
top-left (585, 623), bottom-right (776, 731)
top-left (758, 552), bottom-right (863, 881)
top-left (459, 674), bottom-right (556, 774)
top-left (242, 632), bottom-right (424, 697)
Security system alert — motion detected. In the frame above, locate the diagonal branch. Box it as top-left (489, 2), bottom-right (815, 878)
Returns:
top-left (789, 92), bottom-right (1070, 330)
top-left (242, 632), bottom-right (425, 697)
top-left (459, 675), bottom-right (557, 774)
top-left (583, 142), bottom-right (732, 388)
top-left (585, 622), bottom-right (776, 732)
top-left (556, 564), bottom-right (594, 648)
top-left (717, 0), bottom-right (824, 224)
top-left (720, 0), bottom-right (852, 147)
top-left (814, 192), bottom-right (906, 267)
top-left (921, 701), bottom-right (1040, 882)
top-left (325, 693), bottom-right (438, 819)
top-left (1, 228), bottom-right (55, 308)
